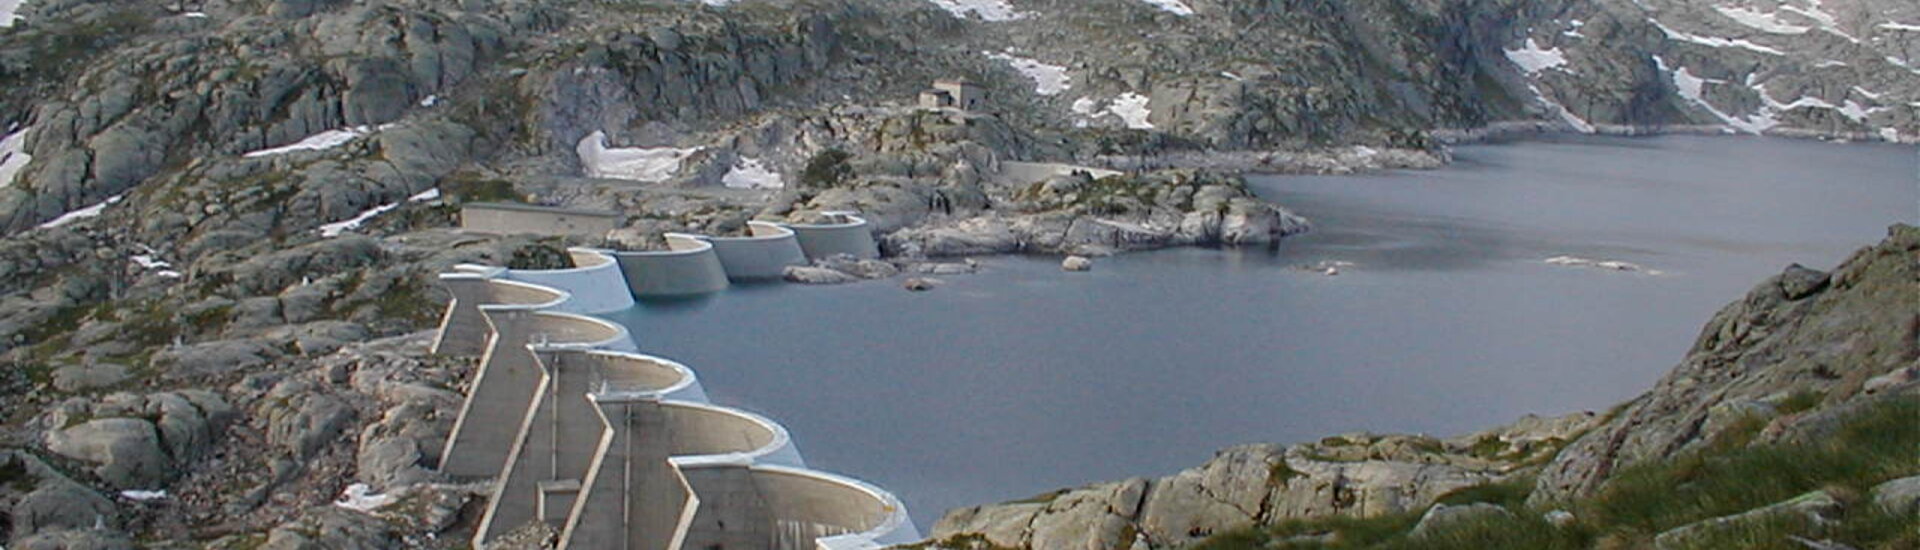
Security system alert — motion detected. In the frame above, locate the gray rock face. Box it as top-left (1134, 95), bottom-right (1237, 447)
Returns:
top-left (935, 442), bottom-right (1506, 549)
top-left (1532, 225), bottom-right (1920, 504)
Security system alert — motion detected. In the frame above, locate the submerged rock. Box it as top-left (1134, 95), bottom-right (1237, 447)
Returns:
top-left (1061, 256), bottom-right (1093, 272)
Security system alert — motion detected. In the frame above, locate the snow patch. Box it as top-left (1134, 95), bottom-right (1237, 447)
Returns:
top-left (1881, 22), bottom-right (1920, 32)
top-left (1505, 38), bottom-right (1570, 76)
top-left (38, 193), bottom-right (125, 230)
top-left (576, 131), bottom-right (701, 183)
top-left (1712, 5), bottom-right (1810, 34)
top-left (119, 490), bottom-right (168, 501)
top-left (0, 126), bottom-right (30, 189)
top-left (1220, 71), bottom-right (1244, 81)
top-left (334, 484), bottom-right (396, 513)
top-left (925, 0), bottom-right (1023, 21)
top-left (131, 250), bottom-right (183, 279)
top-left (419, 95), bottom-right (440, 107)
top-left (1813, 60), bottom-right (1849, 68)
top-left (182, 11), bottom-right (206, 18)
top-left (1138, 0), bottom-right (1193, 16)
top-left (244, 125), bottom-right (387, 158)
top-left (1, 0), bottom-right (24, 27)
top-left (1107, 93), bottom-right (1154, 129)
top-left (1069, 94), bottom-right (1154, 129)
top-left (984, 51), bottom-right (1071, 96)
top-left (1545, 256), bottom-right (1662, 275)
top-left (316, 188), bottom-right (440, 238)
top-left (1652, 19), bottom-right (1786, 55)
top-left (722, 157), bottom-right (783, 189)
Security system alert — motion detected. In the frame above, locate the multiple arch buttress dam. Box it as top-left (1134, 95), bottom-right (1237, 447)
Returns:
top-left (430, 233), bottom-right (919, 550)
top-left (612, 212), bottom-right (879, 298)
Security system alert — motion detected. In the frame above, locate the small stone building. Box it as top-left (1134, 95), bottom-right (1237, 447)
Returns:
top-left (919, 78), bottom-right (988, 111)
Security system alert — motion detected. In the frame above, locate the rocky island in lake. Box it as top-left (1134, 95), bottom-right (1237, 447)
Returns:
top-left (0, 0), bottom-right (1915, 549)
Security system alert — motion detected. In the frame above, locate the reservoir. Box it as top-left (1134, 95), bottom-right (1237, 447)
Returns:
top-left (597, 135), bottom-right (1916, 525)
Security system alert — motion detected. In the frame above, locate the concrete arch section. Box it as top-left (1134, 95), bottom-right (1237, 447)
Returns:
top-left (694, 221), bottom-right (809, 281)
top-left (431, 271), bottom-right (571, 356)
top-left (671, 463), bottom-right (920, 550)
top-left (440, 310), bottom-right (635, 479)
top-left (611, 235), bottom-right (731, 298)
top-left (497, 248), bottom-right (636, 315)
top-left (782, 211), bottom-right (879, 261)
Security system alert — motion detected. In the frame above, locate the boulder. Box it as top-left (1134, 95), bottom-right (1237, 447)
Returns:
top-left (783, 266), bottom-right (860, 285)
top-left (44, 418), bottom-right (171, 489)
top-left (903, 277), bottom-right (939, 291)
top-left (1062, 256), bottom-right (1093, 272)
top-left (50, 363), bottom-right (130, 392)
top-left (1652, 491), bottom-right (1842, 549)
top-left (1870, 475), bottom-right (1920, 517)
top-left (1410, 503), bottom-right (1511, 537)
top-left (12, 530), bottom-right (137, 550)
top-left (11, 482), bottom-right (119, 540)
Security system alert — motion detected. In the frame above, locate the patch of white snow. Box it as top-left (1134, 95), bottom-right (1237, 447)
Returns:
top-left (315, 188), bottom-right (439, 238)
top-left (1138, 0), bottom-right (1193, 16)
top-left (925, 0), bottom-right (1023, 21)
top-left (334, 483), bottom-right (396, 513)
top-left (244, 126), bottom-right (385, 158)
top-left (576, 131), bottom-right (701, 183)
top-left (1107, 93), bottom-right (1154, 129)
top-left (1545, 256), bottom-right (1662, 275)
top-left (120, 490), bottom-right (168, 501)
top-left (182, 11), bottom-right (206, 18)
top-left (984, 51), bottom-right (1071, 96)
top-left (1, 0), bottom-right (24, 27)
top-left (722, 157), bottom-right (784, 189)
top-left (1881, 22), bottom-right (1920, 32)
top-left (0, 126), bottom-right (29, 189)
top-left (1712, 5), bottom-right (1811, 34)
top-left (38, 193), bottom-right (125, 230)
top-left (1505, 38), bottom-right (1570, 76)
top-left (419, 95), bottom-right (440, 107)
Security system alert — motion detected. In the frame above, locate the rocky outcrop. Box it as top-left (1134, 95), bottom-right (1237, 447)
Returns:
top-left (39, 390), bottom-right (234, 489)
top-left (933, 412), bottom-right (1599, 550)
top-left (885, 170), bottom-right (1308, 257)
top-left (1531, 224), bottom-right (1920, 504)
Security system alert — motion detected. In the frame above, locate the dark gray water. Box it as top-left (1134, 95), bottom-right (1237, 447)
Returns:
top-left (599, 135), bottom-right (1917, 526)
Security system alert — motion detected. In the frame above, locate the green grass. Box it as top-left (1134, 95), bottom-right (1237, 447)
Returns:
top-left (1588, 397), bottom-right (1917, 534)
top-left (1188, 397), bottom-right (1920, 550)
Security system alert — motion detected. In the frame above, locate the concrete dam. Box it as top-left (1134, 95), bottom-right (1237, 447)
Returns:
top-left (430, 215), bottom-right (919, 550)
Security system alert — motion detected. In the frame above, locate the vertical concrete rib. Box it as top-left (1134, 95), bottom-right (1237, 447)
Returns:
top-left (441, 308), bottom-right (632, 479)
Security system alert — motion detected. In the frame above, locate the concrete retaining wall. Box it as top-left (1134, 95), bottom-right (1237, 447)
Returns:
top-left (696, 222), bottom-right (809, 281)
top-left (497, 249), bottom-right (636, 314)
top-left (612, 235), bottom-right (732, 298)
top-left (462, 203), bottom-right (623, 237)
top-left (429, 265), bottom-right (918, 550)
top-left (785, 212), bottom-right (879, 261)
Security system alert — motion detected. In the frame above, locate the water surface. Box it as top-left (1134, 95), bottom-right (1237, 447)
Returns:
top-left (599, 135), bottom-right (1916, 525)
